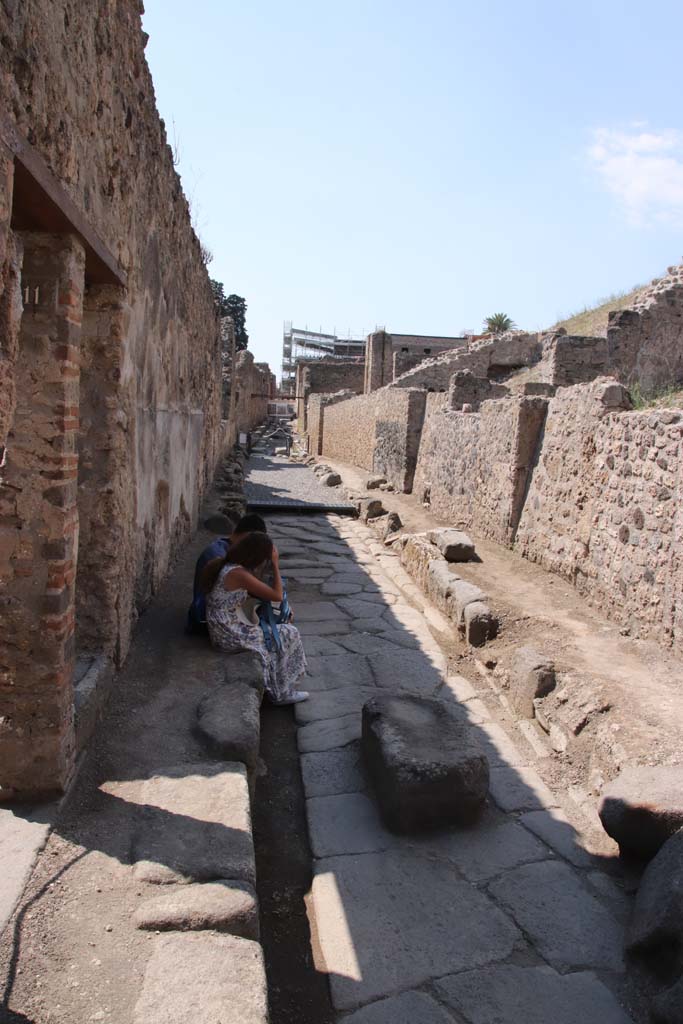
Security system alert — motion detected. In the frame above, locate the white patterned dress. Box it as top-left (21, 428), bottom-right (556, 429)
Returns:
top-left (206, 563), bottom-right (307, 702)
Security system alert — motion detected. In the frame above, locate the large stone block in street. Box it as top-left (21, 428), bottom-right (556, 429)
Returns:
top-left (343, 990), bottom-right (455, 1024)
top-left (311, 850), bottom-right (520, 1011)
top-left (361, 694), bottom-right (489, 832)
top-left (436, 964), bottom-right (634, 1024)
top-left (428, 528), bottom-right (476, 562)
top-left (598, 766), bottom-right (683, 860)
top-left (195, 677), bottom-right (262, 771)
top-left (133, 933), bottom-right (268, 1024)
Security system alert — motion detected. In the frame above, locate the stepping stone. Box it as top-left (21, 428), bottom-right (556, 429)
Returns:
top-left (362, 694), bottom-right (489, 832)
top-left (488, 860), bottom-right (624, 971)
top-left (306, 792), bottom-right (395, 857)
top-left (627, 826), bottom-right (683, 960)
top-left (134, 881), bottom-right (259, 939)
top-left (311, 849), bottom-right (519, 1011)
top-left (133, 932), bottom-right (267, 1024)
top-left (300, 744), bottom-right (367, 798)
top-left (297, 714), bottom-right (361, 753)
top-left (598, 765), bottom-right (683, 860)
top-left (428, 529), bottom-right (476, 562)
top-left (489, 766), bottom-right (559, 813)
top-left (343, 990), bottom-right (453, 1024)
top-left (435, 964), bottom-right (634, 1024)
top-left (128, 763), bottom-right (255, 885)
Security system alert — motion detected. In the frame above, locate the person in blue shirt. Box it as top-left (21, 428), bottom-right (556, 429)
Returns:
top-left (186, 513), bottom-right (267, 634)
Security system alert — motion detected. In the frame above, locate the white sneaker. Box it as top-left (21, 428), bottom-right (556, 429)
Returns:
top-left (271, 690), bottom-right (310, 706)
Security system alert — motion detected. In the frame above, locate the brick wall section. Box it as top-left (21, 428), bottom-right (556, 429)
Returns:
top-left (321, 393), bottom-right (377, 471)
top-left (0, 233), bottom-right (85, 797)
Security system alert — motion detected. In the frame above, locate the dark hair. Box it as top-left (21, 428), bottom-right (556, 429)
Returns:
top-left (201, 531), bottom-right (273, 594)
top-left (234, 513), bottom-right (267, 534)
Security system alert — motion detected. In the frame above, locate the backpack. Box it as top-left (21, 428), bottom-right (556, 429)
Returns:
top-left (257, 581), bottom-right (291, 652)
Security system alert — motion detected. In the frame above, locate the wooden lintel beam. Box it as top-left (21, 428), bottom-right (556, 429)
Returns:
top-left (1, 111), bottom-right (126, 288)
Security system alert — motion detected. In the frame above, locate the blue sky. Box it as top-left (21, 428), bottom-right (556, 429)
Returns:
top-left (143, 0), bottom-right (683, 376)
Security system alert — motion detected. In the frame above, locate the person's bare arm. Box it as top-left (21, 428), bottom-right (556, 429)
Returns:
top-left (224, 548), bottom-right (284, 602)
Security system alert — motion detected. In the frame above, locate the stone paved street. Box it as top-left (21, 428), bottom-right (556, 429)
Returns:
top-left (245, 454), bottom-right (355, 511)
top-left (255, 455), bottom-right (643, 1024)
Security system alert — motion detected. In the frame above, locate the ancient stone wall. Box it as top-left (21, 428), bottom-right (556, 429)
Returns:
top-left (0, 1), bottom-right (234, 795)
top-left (307, 390), bottom-right (357, 456)
top-left (364, 330), bottom-right (467, 392)
top-left (232, 351), bottom-right (274, 435)
top-left (297, 360), bottom-right (365, 429)
top-left (321, 393), bottom-right (377, 471)
top-left (412, 407), bottom-right (482, 522)
top-left (607, 264), bottom-right (683, 392)
top-left (543, 333), bottom-right (609, 386)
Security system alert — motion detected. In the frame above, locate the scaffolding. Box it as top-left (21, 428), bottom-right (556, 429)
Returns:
top-left (281, 322), bottom-right (366, 395)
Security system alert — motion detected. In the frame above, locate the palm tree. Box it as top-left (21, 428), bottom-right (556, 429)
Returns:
top-left (483, 313), bottom-right (516, 335)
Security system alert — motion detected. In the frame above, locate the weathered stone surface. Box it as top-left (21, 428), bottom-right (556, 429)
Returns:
top-left (627, 827), bottom-right (683, 958)
top-left (366, 475), bottom-right (387, 489)
top-left (506, 646), bottom-right (556, 718)
top-left (489, 766), bottom-right (559, 813)
top-left (343, 990), bottom-right (454, 1024)
top-left (599, 766), bottom-right (683, 860)
top-left (320, 471), bottom-right (342, 486)
top-left (362, 695), bottom-right (489, 832)
top-left (652, 975), bottom-right (683, 1024)
top-left (129, 762), bottom-right (255, 885)
top-left (311, 850), bottom-right (519, 1011)
top-left (520, 808), bottom-right (593, 867)
top-left (304, 653), bottom-right (375, 692)
top-left (306, 792), bottom-right (395, 857)
top-left (294, 600), bottom-right (348, 621)
top-left (367, 648), bottom-right (443, 695)
top-left (297, 714), bottom-right (361, 753)
top-left (464, 601), bottom-right (498, 646)
top-left (195, 680), bottom-right (261, 771)
top-left (320, 580), bottom-right (364, 596)
top-left (489, 860), bottom-right (624, 971)
top-left (428, 528), bottom-right (476, 562)
top-left (436, 964), bottom-right (634, 1024)
top-left (450, 579), bottom-right (488, 623)
top-left (477, 721), bottom-right (529, 767)
top-left (133, 881), bottom-right (259, 939)
top-left (133, 932), bottom-right (268, 1024)
top-left (295, 687), bottom-right (377, 724)
top-left (357, 497), bottom-right (386, 521)
top-left (408, 813), bottom-right (548, 881)
top-left (300, 744), bottom-right (367, 798)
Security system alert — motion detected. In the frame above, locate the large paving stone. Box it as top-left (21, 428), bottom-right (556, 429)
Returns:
top-left (436, 964), bottom-right (634, 1024)
top-left (298, 619), bottom-right (351, 636)
top-left (133, 932), bottom-right (268, 1024)
top-left (335, 596), bottom-right (387, 619)
top-left (311, 849), bottom-right (520, 1011)
top-left (338, 632), bottom-right (421, 654)
top-left (408, 813), bottom-right (549, 881)
top-left (362, 694), bottom-right (489, 832)
top-left (627, 826), bottom-right (683, 959)
top-left (489, 765), bottom-right (559, 812)
top-left (306, 792), bottom-right (395, 857)
top-left (521, 808), bottom-right (594, 868)
top-left (488, 860), bottom-right (624, 971)
top-left (477, 720), bottom-right (529, 767)
top-left (297, 714), bottom-right (361, 753)
top-left (129, 762), bottom-right (255, 885)
top-left (598, 766), bottom-right (683, 860)
top-left (302, 636), bottom-right (347, 657)
top-left (195, 680), bottom-right (261, 771)
top-left (300, 744), bottom-right (367, 798)
top-left (294, 601), bottom-right (349, 621)
top-left (343, 990), bottom-right (454, 1024)
top-left (305, 653), bottom-right (375, 692)
top-left (295, 687), bottom-right (377, 724)
top-left (320, 580), bottom-right (363, 596)
top-left (133, 880), bottom-right (259, 939)
top-left (367, 649), bottom-right (444, 696)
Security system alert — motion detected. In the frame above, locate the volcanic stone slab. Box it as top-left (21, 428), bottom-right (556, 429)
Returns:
top-left (130, 763), bottom-right (255, 885)
top-left (367, 648), bottom-right (444, 696)
top-left (652, 975), bottom-right (683, 1024)
top-left (627, 826), bottom-right (683, 958)
top-left (436, 964), bottom-right (634, 1024)
top-left (295, 687), bottom-right (378, 724)
top-left (294, 601), bottom-right (349, 621)
top-left (311, 850), bottom-right (519, 1011)
top-left (300, 744), bottom-right (367, 798)
top-left (304, 653), bottom-right (375, 692)
top-left (297, 714), bottom-right (361, 753)
top-left (362, 694), bottom-right (489, 832)
top-left (488, 860), bottom-right (624, 971)
top-left (520, 809), bottom-right (593, 868)
top-left (343, 991), bottom-right (454, 1024)
top-left (133, 932), bottom-right (267, 1024)
top-left (306, 792), bottom-right (396, 857)
top-left (408, 814), bottom-right (548, 881)
top-left (598, 765), bottom-right (683, 860)
top-left (133, 881), bottom-right (259, 939)
top-left (489, 766), bottom-right (559, 813)
top-left (195, 680), bottom-right (261, 771)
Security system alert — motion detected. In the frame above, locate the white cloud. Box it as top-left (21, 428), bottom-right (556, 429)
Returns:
top-left (589, 127), bottom-right (683, 226)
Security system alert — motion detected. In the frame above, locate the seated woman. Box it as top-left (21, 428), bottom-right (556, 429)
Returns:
top-left (202, 532), bottom-right (309, 705)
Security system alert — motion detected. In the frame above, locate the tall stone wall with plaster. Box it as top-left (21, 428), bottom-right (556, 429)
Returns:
top-left (0, 2), bottom-right (231, 794)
